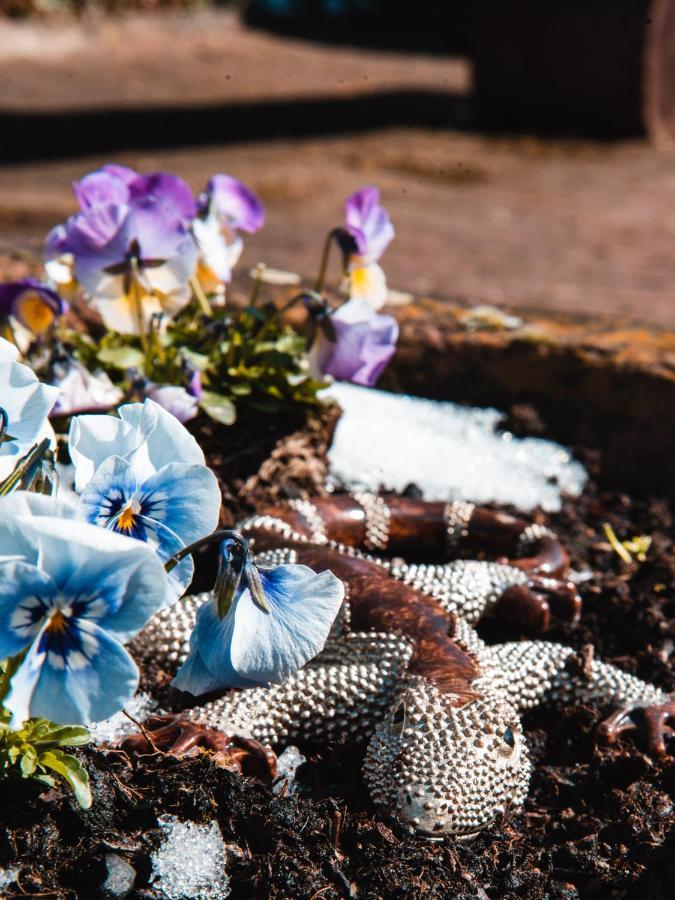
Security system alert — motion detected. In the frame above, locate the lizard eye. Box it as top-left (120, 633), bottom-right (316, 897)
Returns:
top-left (391, 702), bottom-right (406, 734)
top-left (502, 727), bottom-right (515, 748)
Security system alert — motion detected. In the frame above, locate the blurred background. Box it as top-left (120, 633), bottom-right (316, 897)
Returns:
top-left (0, 0), bottom-right (674, 326)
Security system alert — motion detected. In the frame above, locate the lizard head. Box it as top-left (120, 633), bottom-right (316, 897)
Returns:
top-left (363, 678), bottom-right (531, 837)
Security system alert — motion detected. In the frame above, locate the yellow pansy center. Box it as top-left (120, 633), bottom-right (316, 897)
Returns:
top-left (16, 291), bottom-right (55, 335)
top-left (117, 501), bottom-right (141, 532)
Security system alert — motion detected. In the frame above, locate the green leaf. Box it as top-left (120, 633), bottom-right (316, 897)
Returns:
top-left (40, 749), bottom-right (92, 809)
top-left (199, 391), bottom-right (237, 425)
top-left (36, 724), bottom-right (91, 748)
top-left (97, 346), bottom-right (146, 371)
top-left (181, 348), bottom-right (210, 371)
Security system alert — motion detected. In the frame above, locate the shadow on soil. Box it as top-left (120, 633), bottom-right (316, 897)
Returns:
top-left (0, 88), bottom-right (470, 164)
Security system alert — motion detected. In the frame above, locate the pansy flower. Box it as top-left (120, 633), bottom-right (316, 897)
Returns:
top-left (145, 382), bottom-right (200, 424)
top-left (310, 298), bottom-right (398, 388)
top-left (193, 174), bottom-right (265, 292)
top-left (0, 278), bottom-right (67, 337)
top-left (51, 169), bottom-right (198, 334)
top-left (338, 186), bottom-right (395, 310)
top-left (0, 349), bottom-right (58, 481)
top-left (172, 539), bottom-right (344, 694)
top-left (0, 493), bottom-right (171, 727)
top-left (69, 398), bottom-right (220, 596)
top-left (50, 358), bottom-right (124, 417)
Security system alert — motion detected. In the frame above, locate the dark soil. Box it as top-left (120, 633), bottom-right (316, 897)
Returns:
top-left (1, 403), bottom-right (673, 899)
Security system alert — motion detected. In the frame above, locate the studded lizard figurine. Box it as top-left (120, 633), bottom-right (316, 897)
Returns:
top-left (127, 494), bottom-right (674, 838)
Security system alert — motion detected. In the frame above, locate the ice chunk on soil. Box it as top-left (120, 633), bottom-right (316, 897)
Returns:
top-left (150, 816), bottom-right (230, 900)
top-left (0, 867), bottom-right (19, 891)
top-left (88, 692), bottom-right (163, 745)
top-left (102, 853), bottom-right (136, 898)
top-left (326, 383), bottom-right (587, 512)
top-left (273, 745), bottom-right (307, 795)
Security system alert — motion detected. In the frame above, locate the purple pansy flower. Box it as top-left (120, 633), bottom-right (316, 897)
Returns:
top-left (193, 175), bottom-right (265, 290)
top-left (0, 278), bottom-right (68, 335)
top-left (59, 203), bottom-right (197, 335)
top-left (145, 384), bottom-right (199, 424)
top-left (339, 186), bottom-right (395, 310)
top-left (51, 359), bottom-right (124, 417)
top-left (312, 298), bottom-right (398, 387)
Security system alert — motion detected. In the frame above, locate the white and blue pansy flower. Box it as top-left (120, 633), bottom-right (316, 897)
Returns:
top-left (172, 546), bottom-right (345, 695)
top-left (68, 398), bottom-right (221, 596)
top-left (0, 500), bottom-right (171, 727)
top-left (0, 350), bottom-right (58, 481)
top-left (69, 397), bottom-right (206, 491)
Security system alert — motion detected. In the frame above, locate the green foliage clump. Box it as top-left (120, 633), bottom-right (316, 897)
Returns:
top-left (68, 298), bottom-right (328, 426)
top-left (0, 711), bottom-right (92, 808)
top-left (0, 661), bottom-right (92, 809)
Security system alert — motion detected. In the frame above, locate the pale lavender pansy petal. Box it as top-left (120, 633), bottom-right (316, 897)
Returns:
top-left (129, 172), bottom-right (197, 224)
top-left (316, 299), bottom-right (398, 387)
top-left (102, 164), bottom-right (139, 185)
top-left (73, 169), bottom-right (132, 210)
top-left (145, 384), bottom-right (200, 423)
top-left (51, 360), bottom-right (123, 417)
top-left (344, 186), bottom-right (394, 263)
top-left (205, 174), bottom-right (265, 233)
top-left (192, 215), bottom-right (240, 283)
top-left (348, 261), bottom-right (388, 310)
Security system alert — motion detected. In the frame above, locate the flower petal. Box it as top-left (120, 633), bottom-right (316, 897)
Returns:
top-left (139, 462), bottom-right (221, 547)
top-left (0, 561), bottom-right (57, 659)
top-left (118, 398), bottom-right (206, 471)
top-left (205, 175), bottom-right (265, 233)
top-left (348, 262), bottom-right (388, 310)
top-left (134, 514), bottom-right (194, 599)
top-left (68, 411), bottom-right (144, 492)
top-left (79, 454), bottom-right (138, 529)
top-left (5, 620), bottom-right (140, 726)
top-left (171, 595), bottom-right (260, 693)
top-left (15, 515), bottom-right (172, 636)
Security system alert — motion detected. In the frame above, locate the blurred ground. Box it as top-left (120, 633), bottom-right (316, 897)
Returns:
top-left (0, 10), bottom-right (673, 326)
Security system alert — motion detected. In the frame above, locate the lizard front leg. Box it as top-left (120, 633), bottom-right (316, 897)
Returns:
top-left (484, 640), bottom-right (673, 756)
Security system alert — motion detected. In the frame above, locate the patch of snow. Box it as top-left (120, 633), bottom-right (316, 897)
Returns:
top-left (88, 693), bottom-right (163, 745)
top-left (326, 383), bottom-right (587, 512)
top-left (151, 816), bottom-right (230, 900)
top-left (0, 866), bottom-right (19, 891)
top-left (273, 745), bottom-right (306, 795)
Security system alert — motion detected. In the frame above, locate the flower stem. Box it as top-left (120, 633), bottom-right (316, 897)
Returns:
top-left (314, 228), bottom-right (338, 293)
top-left (128, 275), bottom-right (151, 369)
top-left (191, 275), bottom-right (212, 317)
top-left (0, 438), bottom-right (51, 496)
top-left (249, 263), bottom-right (265, 307)
top-left (164, 529), bottom-right (248, 573)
